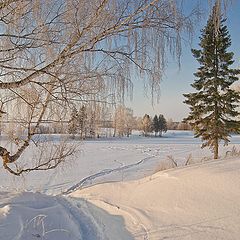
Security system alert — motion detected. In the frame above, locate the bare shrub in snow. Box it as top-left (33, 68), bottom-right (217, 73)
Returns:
top-left (225, 146), bottom-right (240, 158)
top-left (154, 155), bottom-right (178, 173)
top-left (185, 154), bottom-right (193, 166)
top-left (167, 155), bottom-right (178, 167)
top-left (154, 160), bottom-right (174, 173)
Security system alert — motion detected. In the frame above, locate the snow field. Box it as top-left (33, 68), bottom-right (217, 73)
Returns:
top-left (1, 131), bottom-right (240, 194)
top-left (1, 131), bottom-right (240, 239)
top-left (72, 157), bottom-right (240, 239)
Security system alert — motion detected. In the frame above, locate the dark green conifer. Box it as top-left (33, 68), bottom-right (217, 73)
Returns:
top-left (152, 115), bottom-right (159, 136)
top-left (79, 105), bottom-right (87, 139)
top-left (158, 114), bottom-right (167, 137)
top-left (184, 4), bottom-right (240, 159)
top-left (68, 106), bottom-right (79, 138)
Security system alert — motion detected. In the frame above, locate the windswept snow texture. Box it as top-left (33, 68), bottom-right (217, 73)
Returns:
top-left (1, 131), bottom-right (240, 194)
top-left (72, 157), bottom-right (240, 240)
top-left (1, 131), bottom-right (240, 239)
top-left (0, 190), bottom-right (135, 240)
top-left (0, 192), bottom-right (103, 240)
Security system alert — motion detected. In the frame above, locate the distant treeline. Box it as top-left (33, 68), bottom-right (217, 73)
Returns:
top-left (0, 106), bottom-right (192, 139)
top-left (167, 119), bottom-right (192, 131)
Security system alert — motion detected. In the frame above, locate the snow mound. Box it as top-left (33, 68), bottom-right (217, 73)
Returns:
top-left (0, 192), bottom-right (100, 240)
top-left (0, 205), bottom-right (10, 217)
top-left (71, 158), bottom-right (240, 240)
top-left (2, 156), bottom-right (240, 239)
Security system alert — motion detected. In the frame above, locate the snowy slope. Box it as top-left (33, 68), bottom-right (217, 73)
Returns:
top-left (71, 157), bottom-right (240, 240)
top-left (1, 158), bottom-right (240, 239)
top-left (1, 131), bottom-right (240, 239)
top-left (0, 192), bottom-right (103, 240)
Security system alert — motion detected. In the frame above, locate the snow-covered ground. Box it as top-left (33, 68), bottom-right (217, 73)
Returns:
top-left (1, 130), bottom-right (240, 194)
top-left (1, 131), bottom-right (240, 239)
top-left (72, 157), bottom-right (240, 239)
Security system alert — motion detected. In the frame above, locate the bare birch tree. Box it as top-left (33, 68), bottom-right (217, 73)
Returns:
top-left (113, 105), bottom-right (134, 137)
top-left (0, 0), bottom-right (206, 175)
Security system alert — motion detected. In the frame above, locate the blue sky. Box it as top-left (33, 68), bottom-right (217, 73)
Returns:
top-left (127, 0), bottom-right (240, 121)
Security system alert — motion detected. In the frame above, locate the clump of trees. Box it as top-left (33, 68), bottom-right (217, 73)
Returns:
top-left (68, 103), bottom-right (109, 139)
top-left (158, 115), bottom-right (168, 136)
top-left (113, 106), bottom-right (136, 137)
top-left (166, 119), bottom-right (192, 130)
top-left (141, 114), bottom-right (167, 137)
top-left (142, 114), bottom-right (152, 137)
top-left (184, 3), bottom-right (240, 159)
top-left (67, 104), bottom-right (137, 139)
top-left (68, 106), bottom-right (87, 139)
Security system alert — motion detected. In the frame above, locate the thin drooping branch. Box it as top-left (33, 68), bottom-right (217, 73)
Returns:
top-left (0, 0), bottom-right (193, 90)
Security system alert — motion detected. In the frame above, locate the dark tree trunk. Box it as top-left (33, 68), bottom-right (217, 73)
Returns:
top-left (214, 138), bottom-right (219, 159)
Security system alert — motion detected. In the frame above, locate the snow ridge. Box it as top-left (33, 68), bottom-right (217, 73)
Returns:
top-left (64, 155), bottom-right (155, 194)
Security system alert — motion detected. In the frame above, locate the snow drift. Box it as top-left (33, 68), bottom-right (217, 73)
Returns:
top-left (72, 157), bottom-right (240, 239)
top-left (1, 156), bottom-right (240, 239)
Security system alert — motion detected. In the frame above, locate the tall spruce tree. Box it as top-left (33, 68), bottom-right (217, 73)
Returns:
top-left (184, 4), bottom-right (240, 159)
top-left (159, 114), bottom-right (167, 137)
top-left (79, 105), bottom-right (87, 140)
top-left (153, 115), bottom-right (159, 136)
top-left (68, 106), bottom-right (79, 138)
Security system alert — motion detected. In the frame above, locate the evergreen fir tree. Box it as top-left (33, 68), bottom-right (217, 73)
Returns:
top-left (158, 114), bottom-right (167, 137)
top-left (68, 106), bottom-right (79, 138)
top-left (152, 115), bottom-right (159, 136)
top-left (78, 105), bottom-right (87, 139)
top-left (184, 4), bottom-right (240, 159)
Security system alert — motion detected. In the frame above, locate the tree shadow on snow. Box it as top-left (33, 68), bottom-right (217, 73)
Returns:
top-left (0, 192), bottom-right (134, 240)
top-left (71, 197), bottom-right (135, 240)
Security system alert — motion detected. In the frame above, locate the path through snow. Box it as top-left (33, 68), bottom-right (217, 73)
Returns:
top-left (0, 192), bottom-right (103, 240)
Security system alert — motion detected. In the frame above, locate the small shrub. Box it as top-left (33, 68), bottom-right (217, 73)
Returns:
top-left (225, 146), bottom-right (240, 158)
top-left (167, 155), bottom-right (178, 167)
top-left (185, 154), bottom-right (192, 166)
top-left (154, 160), bottom-right (173, 173)
top-left (153, 155), bottom-right (178, 174)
